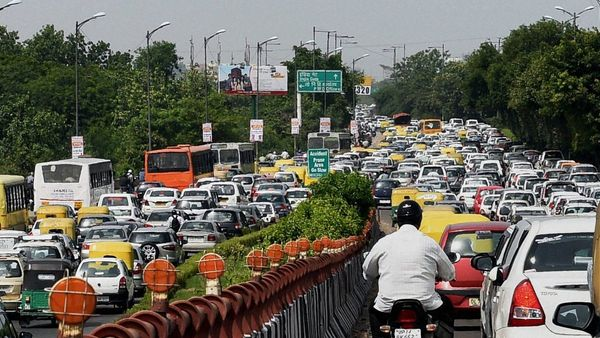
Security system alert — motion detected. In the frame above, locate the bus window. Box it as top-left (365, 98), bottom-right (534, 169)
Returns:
top-left (147, 153), bottom-right (189, 173)
top-left (42, 164), bottom-right (82, 183)
top-left (324, 137), bottom-right (340, 151)
top-left (220, 149), bottom-right (240, 165)
top-left (308, 137), bottom-right (323, 149)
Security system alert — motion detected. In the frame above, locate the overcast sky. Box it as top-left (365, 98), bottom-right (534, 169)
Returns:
top-left (2, 0), bottom-right (600, 80)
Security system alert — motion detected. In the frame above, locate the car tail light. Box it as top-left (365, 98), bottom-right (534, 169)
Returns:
top-left (280, 204), bottom-right (288, 210)
top-left (508, 280), bottom-right (545, 327)
top-left (234, 223), bottom-right (241, 230)
top-left (177, 234), bottom-right (185, 242)
top-left (172, 199), bottom-right (177, 206)
top-left (144, 223), bottom-right (153, 228)
top-left (163, 244), bottom-right (176, 251)
top-left (82, 243), bottom-right (90, 250)
top-left (393, 308), bottom-right (418, 329)
top-left (207, 234), bottom-right (216, 241)
top-left (119, 276), bottom-right (127, 289)
top-left (133, 263), bottom-right (142, 275)
top-left (144, 200), bottom-right (149, 206)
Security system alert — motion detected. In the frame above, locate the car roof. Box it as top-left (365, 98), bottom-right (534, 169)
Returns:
top-left (519, 215), bottom-right (595, 234)
top-left (132, 227), bottom-right (174, 233)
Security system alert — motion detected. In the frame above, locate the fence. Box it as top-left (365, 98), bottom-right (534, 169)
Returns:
top-left (82, 228), bottom-right (375, 338)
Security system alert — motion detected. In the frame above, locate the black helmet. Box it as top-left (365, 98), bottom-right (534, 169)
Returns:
top-left (396, 200), bottom-right (423, 228)
top-left (171, 209), bottom-right (178, 215)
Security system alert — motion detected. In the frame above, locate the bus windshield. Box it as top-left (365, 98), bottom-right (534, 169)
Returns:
top-left (324, 137), bottom-right (339, 150)
top-left (308, 137), bottom-right (323, 149)
top-left (219, 150), bottom-right (239, 164)
top-left (147, 153), bottom-right (189, 173)
top-left (42, 164), bottom-right (82, 183)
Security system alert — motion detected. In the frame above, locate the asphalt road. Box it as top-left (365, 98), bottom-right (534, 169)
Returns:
top-left (377, 208), bottom-right (481, 338)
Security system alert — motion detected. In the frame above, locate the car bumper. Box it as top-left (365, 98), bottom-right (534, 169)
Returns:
top-left (96, 290), bottom-right (129, 305)
top-left (495, 326), bottom-right (564, 338)
top-left (182, 242), bottom-right (217, 253)
top-left (134, 277), bottom-right (144, 291)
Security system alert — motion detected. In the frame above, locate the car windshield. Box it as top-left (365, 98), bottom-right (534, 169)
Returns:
top-left (130, 232), bottom-right (171, 244)
top-left (42, 164), bottom-right (82, 183)
top-left (252, 204), bottom-right (273, 214)
top-left (180, 221), bottom-right (214, 232)
top-left (78, 261), bottom-right (121, 278)
top-left (147, 153), bottom-right (189, 173)
top-left (101, 197), bottom-right (129, 207)
top-left (572, 174), bottom-right (599, 183)
top-left (147, 212), bottom-right (171, 222)
top-left (79, 217), bottom-right (113, 228)
top-left (286, 191), bottom-right (308, 198)
top-left (182, 190), bottom-right (209, 198)
top-left (18, 246), bottom-right (61, 260)
top-left (422, 167), bottom-right (443, 176)
top-left (0, 260), bottom-right (21, 278)
top-left (444, 231), bottom-right (503, 258)
top-left (258, 184), bottom-right (285, 191)
top-left (375, 181), bottom-right (398, 189)
top-left (565, 206), bottom-right (596, 214)
top-left (204, 211), bottom-right (236, 222)
top-left (211, 184), bottom-right (235, 195)
top-left (87, 228), bottom-right (126, 240)
top-left (275, 174), bottom-right (294, 182)
top-left (177, 200), bottom-right (209, 210)
top-left (232, 176), bottom-right (253, 184)
top-left (518, 210), bottom-right (547, 216)
top-left (504, 193), bottom-right (535, 205)
top-left (150, 190), bottom-right (175, 198)
top-left (524, 233), bottom-right (592, 272)
top-left (462, 186), bottom-right (478, 193)
top-left (391, 171), bottom-right (411, 178)
top-left (110, 209), bottom-right (132, 217)
top-left (256, 194), bottom-right (285, 204)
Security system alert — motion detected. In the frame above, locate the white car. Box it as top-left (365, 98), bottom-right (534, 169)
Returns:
top-left (285, 188), bottom-right (311, 209)
top-left (97, 193), bottom-right (140, 209)
top-left (76, 258), bottom-right (135, 311)
top-left (231, 174), bottom-right (257, 195)
top-left (207, 182), bottom-right (248, 206)
top-left (458, 185), bottom-right (480, 210)
top-left (109, 206), bottom-right (144, 222)
top-left (141, 188), bottom-right (180, 214)
top-left (249, 202), bottom-right (278, 224)
top-left (475, 215), bottom-right (594, 338)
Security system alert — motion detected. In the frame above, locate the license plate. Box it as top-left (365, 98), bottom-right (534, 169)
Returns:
top-left (97, 296), bottom-right (109, 302)
top-left (380, 200), bottom-right (390, 204)
top-left (0, 239), bottom-right (14, 250)
top-left (155, 202), bottom-right (166, 206)
top-left (469, 297), bottom-right (480, 307)
top-left (395, 328), bottom-right (421, 338)
top-left (188, 237), bottom-right (204, 243)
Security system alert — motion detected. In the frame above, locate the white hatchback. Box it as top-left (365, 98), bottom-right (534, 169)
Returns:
top-left (475, 215), bottom-right (594, 338)
top-left (141, 188), bottom-right (180, 214)
top-left (75, 258), bottom-right (135, 312)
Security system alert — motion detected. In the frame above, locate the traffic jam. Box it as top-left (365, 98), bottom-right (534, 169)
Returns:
top-left (0, 106), bottom-right (596, 337)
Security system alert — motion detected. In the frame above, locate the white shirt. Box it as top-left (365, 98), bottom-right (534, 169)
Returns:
top-left (166, 215), bottom-right (185, 228)
top-left (363, 224), bottom-right (455, 312)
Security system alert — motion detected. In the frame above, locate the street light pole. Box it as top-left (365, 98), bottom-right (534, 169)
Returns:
top-left (0, 0), bottom-right (21, 12)
top-left (75, 11), bottom-right (106, 137)
top-left (323, 46), bottom-right (342, 118)
top-left (146, 21), bottom-right (171, 151)
top-left (254, 36), bottom-right (278, 170)
top-left (352, 54), bottom-right (369, 111)
top-left (555, 5), bottom-right (594, 26)
top-left (204, 29), bottom-right (226, 124)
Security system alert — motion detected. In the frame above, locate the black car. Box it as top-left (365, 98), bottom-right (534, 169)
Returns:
top-left (134, 181), bottom-right (164, 201)
top-left (202, 208), bottom-right (250, 238)
top-left (372, 179), bottom-right (400, 207)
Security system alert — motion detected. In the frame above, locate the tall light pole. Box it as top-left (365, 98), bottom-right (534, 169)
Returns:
top-left (0, 0), bottom-right (21, 12)
top-left (323, 46), bottom-right (342, 117)
top-left (352, 53), bottom-right (369, 110)
top-left (75, 11), bottom-right (105, 137)
top-left (146, 21), bottom-right (170, 151)
top-left (294, 39), bottom-right (315, 152)
top-left (254, 36), bottom-right (278, 169)
top-left (203, 29), bottom-right (226, 124)
top-left (555, 5), bottom-right (595, 26)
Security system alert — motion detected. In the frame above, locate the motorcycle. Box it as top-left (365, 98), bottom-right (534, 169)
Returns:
top-left (379, 299), bottom-right (452, 338)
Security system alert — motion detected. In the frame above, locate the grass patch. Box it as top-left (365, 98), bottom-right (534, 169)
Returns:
top-left (501, 128), bottom-right (516, 140)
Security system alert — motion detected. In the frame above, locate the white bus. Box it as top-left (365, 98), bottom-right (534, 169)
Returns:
top-left (211, 143), bottom-right (255, 179)
top-left (34, 158), bottom-right (114, 211)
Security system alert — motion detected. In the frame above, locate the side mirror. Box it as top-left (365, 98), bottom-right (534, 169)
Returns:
top-left (446, 252), bottom-right (462, 264)
top-left (488, 266), bottom-right (505, 286)
top-left (471, 253), bottom-right (495, 272)
top-left (553, 303), bottom-right (596, 334)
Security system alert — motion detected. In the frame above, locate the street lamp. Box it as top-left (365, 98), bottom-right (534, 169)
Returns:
top-left (322, 46), bottom-right (343, 118)
top-left (254, 36), bottom-right (278, 168)
top-left (146, 21), bottom-right (171, 151)
top-left (299, 39), bottom-right (315, 47)
top-left (352, 54), bottom-right (369, 110)
top-left (75, 11), bottom-right (106, 137)
top-left (0, 0), bottom-right (21, 12)
top-left (555, 5), bottom-right (595, 26)
top-left (325, 46), bottom-right (343, 57)
top-left (203, 29), bottom-right (226, 125)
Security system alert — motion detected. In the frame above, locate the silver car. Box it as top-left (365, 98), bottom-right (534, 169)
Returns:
top-left (177, 220), bottom-right (226, 257)
top-left (80, 225), bottom-right (130, 259)
top-left (128, 228), bottom-right (183, 264)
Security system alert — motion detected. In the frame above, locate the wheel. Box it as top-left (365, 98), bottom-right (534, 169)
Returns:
top-left (139, 242), bottom-right (160, 262)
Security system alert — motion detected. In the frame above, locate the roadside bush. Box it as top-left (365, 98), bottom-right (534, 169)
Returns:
top-left (309, 172), bottom-right (374, 219)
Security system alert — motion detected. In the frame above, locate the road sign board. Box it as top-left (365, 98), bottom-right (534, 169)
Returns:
top-left (319, 117), bottom-right (331, 133)
top-left (307, 148), bottom-right (330, 179)
top-left (250, 119), bottom-right (263, 142)
top-left (71, 136), bottom-right (84, 159)
top-left (291, 118), bottom-right (300, 135)
top-left (355, 85), bottom-right (371, 96)
top-left (297, 70), bottom-right (343, 93)
top-left (202, 123), bottom-right (212, 143)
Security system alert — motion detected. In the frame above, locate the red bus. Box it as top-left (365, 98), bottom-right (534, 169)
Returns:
top-left (144, 144), bottom-right (214, 190)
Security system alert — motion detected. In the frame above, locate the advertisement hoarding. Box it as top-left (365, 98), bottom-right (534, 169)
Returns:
top-left (319, 117), bottom-right (331, 133)
top-left (71, 136), bottom-right (84, 159)
top-left (250, 119), bottom-right (264, 142)
top-left (202, 123), bottom-right (212, 143)
top-left (291, 118), bottom-right (300, 135)
top-left (350, 120), bottom-right (358, 135)
top-left (218, 64), bottom-right (288, 95)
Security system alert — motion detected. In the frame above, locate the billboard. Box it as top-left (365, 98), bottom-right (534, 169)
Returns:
top-left (250, 119), bottom-right (264, 142)
top-left (218, 64), bottom-right (288, 95)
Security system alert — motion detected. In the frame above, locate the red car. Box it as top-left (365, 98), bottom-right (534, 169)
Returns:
top-left (435, 221), bottom-right (509, 318)
top-left (472, 186), bottom-right (502, 214)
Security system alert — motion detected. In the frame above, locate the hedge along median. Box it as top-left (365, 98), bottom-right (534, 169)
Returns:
top-left (126, 172), bottom-right (374, 315)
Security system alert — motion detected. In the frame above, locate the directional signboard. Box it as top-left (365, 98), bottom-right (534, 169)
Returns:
top-left (307, 148), bottom-right (330, 179)
top-left (297, 70), bottom-right (343, 93)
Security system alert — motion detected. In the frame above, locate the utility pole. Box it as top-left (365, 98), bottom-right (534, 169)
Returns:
top-left (189, 37), bottom-right (194, 69)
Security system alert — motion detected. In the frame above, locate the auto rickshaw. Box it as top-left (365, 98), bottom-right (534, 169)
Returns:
top-left (88, 242), bottom-right (134, 270)
top-left (391, 190), bottom-right (445, 225)
top-left (0, 251), bottom-right (25, 314)
top-left (285, 166), bottom-right (308, 186)
top-left (38, 218), bottom-right (77, 240)
top-left (35, 205), bottom-right (70, 220)
top-left (274, 159), bottom-right (295, 171)
top-left (19, 259), bottom-right (71, 327)
top-left (77, 206), bottom-right (109, 223)
top-left (420, 211), bottom-right (490, 243)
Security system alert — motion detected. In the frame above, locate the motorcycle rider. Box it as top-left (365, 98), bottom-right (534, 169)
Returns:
top-left (363, 200), bottom-right (455, 337)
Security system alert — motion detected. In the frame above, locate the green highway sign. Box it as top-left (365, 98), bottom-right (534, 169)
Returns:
top-left (307, 148), bottom-right (330, 179)
top-left (297, 70), bottom-right (343, 93)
